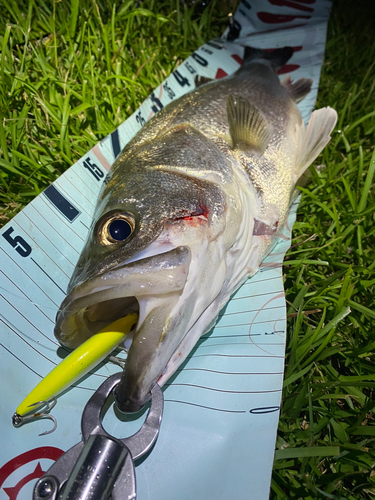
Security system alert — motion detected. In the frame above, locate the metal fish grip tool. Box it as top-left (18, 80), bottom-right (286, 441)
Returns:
top-left (33, 373), bottom-right (163, 500)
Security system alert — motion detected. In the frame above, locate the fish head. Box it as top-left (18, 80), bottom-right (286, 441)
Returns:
top-left (55, 125), bottom-right (239, 412)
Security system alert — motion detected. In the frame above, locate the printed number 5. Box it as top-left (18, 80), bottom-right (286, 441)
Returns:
top-left (2, 227), bottom-right (32, 257)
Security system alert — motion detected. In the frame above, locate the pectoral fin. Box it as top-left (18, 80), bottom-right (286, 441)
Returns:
top-left (281, 75), bottom-right (313, 103)
top-left (294, 107), bottom-right (338, 180)
top-left (227, 95), bottom-right (272, 154)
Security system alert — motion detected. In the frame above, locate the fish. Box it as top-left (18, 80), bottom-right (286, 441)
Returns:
top-left (54, 46), bottom-right (337, 413)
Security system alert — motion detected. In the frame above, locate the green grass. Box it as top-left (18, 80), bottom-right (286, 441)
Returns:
top-left (0, 0), bottom-right (232, 222)
top-left (274, 2), bottom-right (375, 498)
top-left (1, 0), bottom-right (375, 498)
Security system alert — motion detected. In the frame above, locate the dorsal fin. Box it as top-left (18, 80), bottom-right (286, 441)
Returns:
top-left (294, 107), bottom-right (338, 180)
top-left (281, 75), bottom-right (313, 102)
top-left (227, 95), bottom-right (272, 153)
top-left (243, 46), bottom-right (294, 70)
top-left (194, 75), bottom-right (214, 88)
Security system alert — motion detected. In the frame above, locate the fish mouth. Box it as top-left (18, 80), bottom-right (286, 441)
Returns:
top-left (55, 246), bottom-right (191, 412)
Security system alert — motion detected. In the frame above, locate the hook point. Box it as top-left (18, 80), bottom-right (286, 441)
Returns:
top-left (12, 399), bottom-right (58, 435)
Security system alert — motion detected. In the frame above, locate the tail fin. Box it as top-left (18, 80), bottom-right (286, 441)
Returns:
top-left (294, 107), bottom-right (338, 181)
top-left (243, 46), bottom-right (294, 71)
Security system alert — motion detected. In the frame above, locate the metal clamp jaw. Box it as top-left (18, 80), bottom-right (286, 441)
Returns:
top-left (33, 373), bottom-right (163, 500)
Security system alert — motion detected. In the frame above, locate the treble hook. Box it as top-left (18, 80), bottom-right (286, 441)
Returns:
top-left (12, 399), bottom-right (58, 436)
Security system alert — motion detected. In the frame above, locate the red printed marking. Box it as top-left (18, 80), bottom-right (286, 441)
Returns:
top-left (278, 64), bottom-right (300, 75)
top-left (273, 317), bottom-right (286, 334)
top-left (248, 292), bottom-right (285, 336)
top-left (231, 54), bottom-right (243, 65)
top-left (267, 0), bottom-right (314, 12)
top-left (0, 447), bottom-right (64, 489)
top-left (263, 46), bottom-right (302, 52)
top-left (257, 12), bottom-right (311, 23)
top-left (92, 145), bottom-right (111, 172)
top-left (248, 292), bottom-right (286, 355)
top-left (246, 23), bottom-right (308, 37)
top-left (215, 68), bottom-right (228, 79)
top-left (4, 463), bottom-right (44, 500)
top-left (260, 262), bottom-right (283, 268)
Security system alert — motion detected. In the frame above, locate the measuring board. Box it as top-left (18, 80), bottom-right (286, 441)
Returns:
top-left (0, 1), bottom-right (332, 499)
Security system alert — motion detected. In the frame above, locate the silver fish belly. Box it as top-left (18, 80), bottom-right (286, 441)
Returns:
top-left (55, 47), bottom-right (337, 412)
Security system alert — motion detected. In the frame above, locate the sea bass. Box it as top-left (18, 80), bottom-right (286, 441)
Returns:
top-left (55, 47), bottom-right (337, 412)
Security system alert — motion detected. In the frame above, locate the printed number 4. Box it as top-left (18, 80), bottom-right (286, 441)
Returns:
top-left (83, 157), bottom-right (104, 181)
top-left (2, 227), bottom-right (32, 257)
top-left (173, 69), bottom-right (191, 87)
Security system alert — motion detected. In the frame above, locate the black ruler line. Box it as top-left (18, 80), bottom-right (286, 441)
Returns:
top-left (31, 258), bottom-right (66, 295)
top-left (55, 181), bottom-right (93, 217)
top-left (259, 266), bottom-right (283, 273)
top-left (61, 175), bottom-right (96, 209)
top-left (0, 294), bottom-right (59, 346)
top-left (189, 353), bottom-right (285, 359)
top-left (0, 270), bottom-right (55, 323)
top-left (69, 164), bottom-right (98, 198)
top-left (43, 184), bottom-right (80, 223)
top-left (0, 317), bottom-right (58, 366)
top-left (0, 341), bottom-right (43, 378)
top-left (0, 248), bottom-right (59, 306)
top-left (111, 129), bottom-right (121, 158)
top-left (38, 198), bottom-right (85, 243)
top-left (201, 333), bottom-right (261, 339)
top-left (247, 342), bottom-right (285, 345)
top-left (196, 342), bottom-right (284, 351)
top-left (242, 275), bottom-right (279, 286)
top-left (230, 289), bottom-right (284, 301)
top-left (215, 318), bottom-right (285, 329)
top-left (78, 161), bottom-right (106, 194)
top-left (218, 304), bottom-right (284, 318)
top-left (176, 367), bottom-right (284, 376)
top-left (21, 211), bottom-right (76, 267)
top-left (164, 383), bottom-right (282, 394)
top-left (13, 220), bottom-right (71, 279)
top-left (0, 341), bottom-right (102, 390)
top-left (0, 316), bottom-right (113, 383)
top-left (164, 399), bottom-right (246, 414)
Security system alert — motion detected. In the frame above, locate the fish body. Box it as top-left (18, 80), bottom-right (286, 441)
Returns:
top-left (55, 47), bottom-right (337, 412)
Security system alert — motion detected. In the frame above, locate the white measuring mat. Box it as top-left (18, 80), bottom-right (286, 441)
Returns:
top-left (0, 1), bottom-right (332, 498)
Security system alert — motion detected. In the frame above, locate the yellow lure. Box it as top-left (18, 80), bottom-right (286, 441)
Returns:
top-left (15, 313), bottom-right (138, 417)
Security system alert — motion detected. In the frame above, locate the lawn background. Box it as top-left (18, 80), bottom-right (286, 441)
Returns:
top-left (0, 0), bottom-right (374, 498)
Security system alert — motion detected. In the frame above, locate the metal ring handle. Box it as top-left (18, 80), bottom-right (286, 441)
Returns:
top-left (81, 373), bottom-right (163, 459)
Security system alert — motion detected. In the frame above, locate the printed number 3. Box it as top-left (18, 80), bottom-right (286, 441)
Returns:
top-left (2, 227), bottom-right (32, 257)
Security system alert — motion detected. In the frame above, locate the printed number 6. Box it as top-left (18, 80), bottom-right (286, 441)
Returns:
top-left (2, 226), bottom-right (32, 257)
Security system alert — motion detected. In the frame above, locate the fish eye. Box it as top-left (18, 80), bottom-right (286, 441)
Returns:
top-left (96, 211), bottom-right (136, 245)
